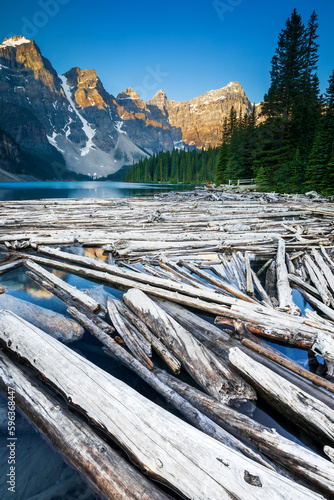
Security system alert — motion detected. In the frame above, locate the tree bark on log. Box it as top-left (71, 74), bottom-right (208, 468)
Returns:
top-left (24, 259), bottom-right (106, 315)
top-left (242, 338), bottom-right (334, 394)
top-left (112, 299), bottom-right (181, 374)
top-left (152, 366), bottom-right (334, 498)
top-left (107, 298), bottom-right (153, 369)
top-left (276, 239), bottom-right (300, 315)
top-left (0, 351), bottom-right (172, 500)
top-left (229, 347), bottom-right (334, 444)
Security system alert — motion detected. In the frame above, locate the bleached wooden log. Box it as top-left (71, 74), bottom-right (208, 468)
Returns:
top-left (158, 259), bottom-right (206, 288)
top-left (0, 293), bottom-right (83, 343)
top-left (276, 239), bottom-right (300, 315)
top-left (112, 300), bottom-right (181, 374)
top-left (66, 306), bottom-right (264, 465)
top-left (25, 271), bottom-right (114, 336)
top-left (153, 366), bottom-right (334, 497)
top-left (112, 300), bottom-right (152, 357)
top-left (320, 245), bottom-right (334, 271)
top-left (0, 351), bottom-right (171, 500)
top-left (245, 252), bottom-right (254, 296)
top-left (215, 306), bottom-right (316, 348)
top-left (179, 259), bottom-right (258, 304)
top-left (107, 298), bottom-right (153, 369)
top-left (324, 446), bottom-right (334, 463)
top-left (33, 247), bottom-right (261, 309)
top-left (312, 248), bottom-right (334, 294)
top-left (155, 298), bottom-right (256, 403)
top-left (242, 338), bottom-right (334, 394)
top-left (312, 332), bottom-right (334, 380)
top-left (297, 288), bottom-right (334, 322)
top-left (304, 254), bottom-right (333, 306)
top-left (288, 273), bottom-right (321, 299)
top-left (124, 289), bottom-right (257, 403)
top-left (250, 269), bottom-right (273, 306)
top-left (229, 347), bottom-right (334, 443)
top-left (0, 258), bottom-right (23, 274)
top-left (24, 260), bottom-right (106, 315)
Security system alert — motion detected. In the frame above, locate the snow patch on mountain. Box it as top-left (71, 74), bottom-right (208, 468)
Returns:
top-left (59, 75), bottom-right (96, 156)
top-left (115, 121), bottom-right (126, 134)
top-left (0, 36), bottom-right (31, 48)
top-left (47, 131), bottom-right (65, 153)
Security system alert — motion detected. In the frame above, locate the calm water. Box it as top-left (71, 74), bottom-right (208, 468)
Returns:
top-left (0, 181), bottom-right (195, 201)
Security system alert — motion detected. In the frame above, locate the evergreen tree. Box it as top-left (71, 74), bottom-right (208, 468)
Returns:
top-left (305, 70), bottom-right (334, 193)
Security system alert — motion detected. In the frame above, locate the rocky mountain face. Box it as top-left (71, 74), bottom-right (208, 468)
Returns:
top-left (148, 83), bottom-right (253, 149)
top-left (0, 36), bottom-right (255, 179)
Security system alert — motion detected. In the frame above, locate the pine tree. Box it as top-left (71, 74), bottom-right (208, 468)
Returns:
top-left (305, 70), bottom-right (334, 193)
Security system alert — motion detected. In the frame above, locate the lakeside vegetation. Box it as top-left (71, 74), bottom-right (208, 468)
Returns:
top-left (126, 9), bottom-right (334, 195)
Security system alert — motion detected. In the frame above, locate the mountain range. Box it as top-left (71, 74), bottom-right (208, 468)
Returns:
top-left (0, 35), bottom-right (255, 180)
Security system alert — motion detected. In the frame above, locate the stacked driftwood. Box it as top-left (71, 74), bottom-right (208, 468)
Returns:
top-left (0, 190), bottom-right (334, 498)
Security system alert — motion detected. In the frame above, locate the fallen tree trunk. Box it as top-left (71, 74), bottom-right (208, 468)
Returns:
top-left (22, 249), bottom-right (267, 310)
top-left (304, 254), bottom-right (333, 307)
top-left (0, 293), bottom-right (84, 343)
top-left (0, 351), bottom-right (172, 500)
top-left (123, 288), bottom-right (257, 403)
top-left (152, 366), bottom-right (334, 498)
top-left (0, 311), bottom-right (310, 499)
top-left (242, 338), bottom-right (334, 395)
top-left (297, 288), bottom-right (334, 322)
top-left (24, 259), bottom-right (106, 315)
top-left (229, 347), bottom-right (334, 444)
top-left (312, 332), bottom-right (334, 380)
top-left (179, 259), bottom-right (258, 304)
top-left (25, 270), bottom-right (114, 336)
top-left (107, 298), bottom-right (153, 369)
top-left (0, 258), bottom-right (23, 275)
top-left (112, 299), bottom-right (181, 374)
top-left (276, 239), bottom-right (300, 315)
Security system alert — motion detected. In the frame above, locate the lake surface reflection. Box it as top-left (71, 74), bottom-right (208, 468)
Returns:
top-left (0, 181), bottom-right (195, 201)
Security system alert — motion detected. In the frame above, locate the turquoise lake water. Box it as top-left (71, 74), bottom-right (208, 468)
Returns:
top-left (0, 181), bottom-right (195, 201)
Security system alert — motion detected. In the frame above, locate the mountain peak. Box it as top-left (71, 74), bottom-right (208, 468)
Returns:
top-left (153, 89), bottom-right (167, 98)
top-left (0, 36), bottom-right (32, 48)
top-left (118, 87), bottom-right (142, 101)
top-left (147, 89), bottom-right (168, 111)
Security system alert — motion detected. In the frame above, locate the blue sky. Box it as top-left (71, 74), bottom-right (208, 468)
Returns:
top-left (0, 0), bottom-right (333, 104)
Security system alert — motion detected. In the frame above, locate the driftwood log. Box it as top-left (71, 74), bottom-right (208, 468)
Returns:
top-left (123, 288), bottom-right (257, 403)
top-left (153, 366), bottom-right (334, 497)
top-left (0, 293), bottom-right (83, 343)
top-left (229, 347), bottom-right (334, 444)
top-left (276, 239), bottom-right (300, 315)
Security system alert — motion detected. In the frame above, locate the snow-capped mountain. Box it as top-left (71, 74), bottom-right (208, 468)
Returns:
top-left (0, 36), bottom-right (254, 179)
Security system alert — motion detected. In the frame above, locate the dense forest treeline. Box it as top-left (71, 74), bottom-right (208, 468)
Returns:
top-left (125, 148), bottom-right (219, 184)
top-left (126, 9), bottom-right (334, 195)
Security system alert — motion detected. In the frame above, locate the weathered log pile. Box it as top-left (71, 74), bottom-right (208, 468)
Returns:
top-left (0, 189), bottom-right (334, 498)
